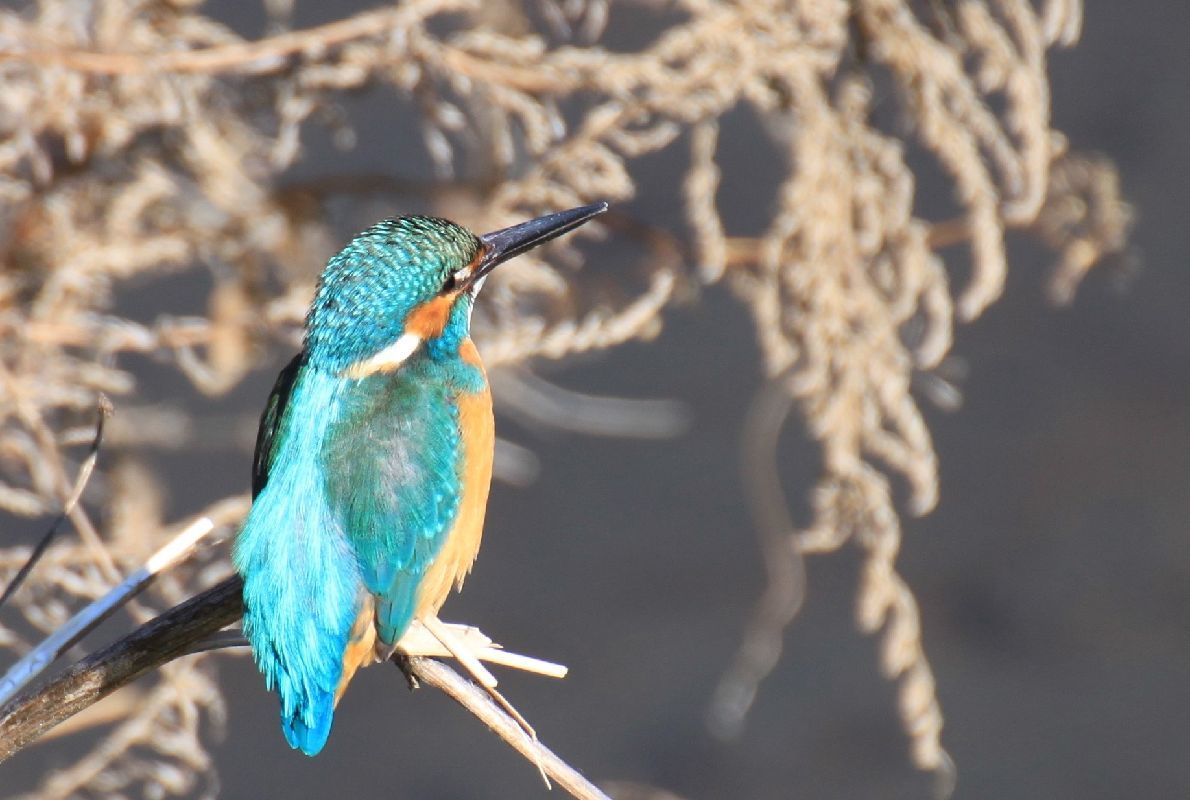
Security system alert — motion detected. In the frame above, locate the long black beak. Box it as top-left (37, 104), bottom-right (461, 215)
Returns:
top-left (467, 202), bottom-right (609, 290)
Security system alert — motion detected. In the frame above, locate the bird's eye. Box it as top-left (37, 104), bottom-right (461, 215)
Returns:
top-left (443, 267), bottom-right (470, 294)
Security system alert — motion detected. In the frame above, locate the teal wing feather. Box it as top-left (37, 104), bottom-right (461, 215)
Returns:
top-left (321, 362), bottom-right (464, 644)
top-left (252, 354), bottom-right (302, 497)
top-left (234, 360), bottom-right (361, 756)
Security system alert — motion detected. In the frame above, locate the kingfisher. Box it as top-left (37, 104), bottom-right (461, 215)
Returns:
top-left (233, 202), bottom-right (608, 755)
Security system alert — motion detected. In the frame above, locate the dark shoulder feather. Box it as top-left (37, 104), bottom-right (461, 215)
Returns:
top-left (252, 353), bottom-right (304, 498)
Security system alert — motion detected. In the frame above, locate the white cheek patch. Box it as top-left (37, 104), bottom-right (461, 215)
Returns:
top-left (465, 275), bottom-right (486, 324)
top-left (342, 332), bottom-right (422, 379)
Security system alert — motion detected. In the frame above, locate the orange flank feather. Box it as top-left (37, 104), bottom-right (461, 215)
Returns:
top-left (335, 337), bottom-right (493, 702)
top-left (336, 594), bottom-right (377, 703)
top-left (416, 337), bottom-right (494, 617)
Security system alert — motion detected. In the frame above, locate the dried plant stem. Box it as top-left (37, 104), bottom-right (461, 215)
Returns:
top-left (0, 578), bottom-right (605, 800)
top-left (0, 396), bottom-right (110, 610)
top-left (0, 577), bottom-right (241, 762)
top-left (409, 657), bottom-right (609, 800)
top-left (723, 213), bottom-right (1023, 271)
top-left (0, 8), bottom-right (414, 75)
top-left (707, 376), bottom-right (805, 739)
top-left (0, 514), bottom-right (218, 708)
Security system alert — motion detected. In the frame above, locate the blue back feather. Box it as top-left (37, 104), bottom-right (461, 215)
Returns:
top-left (233, 367), bottom-right (361, 755)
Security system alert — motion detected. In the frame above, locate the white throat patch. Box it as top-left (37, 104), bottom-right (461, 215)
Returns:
top-left (342, 332), bottom-right (423, 379)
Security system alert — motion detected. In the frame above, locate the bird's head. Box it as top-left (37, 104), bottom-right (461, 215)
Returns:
top-left (304, 202), bottom-right (607, 376)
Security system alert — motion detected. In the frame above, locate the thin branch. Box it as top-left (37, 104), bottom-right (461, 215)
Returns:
top-left (926, 217), bottom-right (974, 250)
top-left (28, 687), bottom-right (150, 744)
top-left (492, 369), bottom-right (690, 440)
top-left (0, 576), bottom-right (242, 762)
top-left (720, 212), bottom-right (1024, 273)
top-left (408, 657), bottom-right (609, 800)
top-left (0, 513), bottom-right (222, 708)
top-left (0, 8), bottom-right (407, 75)
top-left (0, 578), bottom-right (607, 800)
top-left (0, 396), bottom-right (111, 610)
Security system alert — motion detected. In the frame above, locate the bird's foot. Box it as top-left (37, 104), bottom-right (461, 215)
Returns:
top-left (395, 617), bottom-right (561, 789)
top-left (391, 653), bottom-right (420, 690)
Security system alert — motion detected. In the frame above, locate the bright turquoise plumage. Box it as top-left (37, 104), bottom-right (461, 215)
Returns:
top-left (323, 355), bottom-right (484, 644)
top-left (233, 204), bottom-right (607, 755)
top-left (236, 364), bottom-right (361, 752)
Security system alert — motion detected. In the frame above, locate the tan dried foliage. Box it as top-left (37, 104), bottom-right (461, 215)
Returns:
top-left (0, 0), bottom-right (1129, 796)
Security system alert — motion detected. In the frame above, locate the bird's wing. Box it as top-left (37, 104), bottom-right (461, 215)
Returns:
top-left (237, 356), bottom-right (363, 755)
top-left (251, 353), bottom-right (304, 498)
top-left (321, 369), bottom-right (463, 644)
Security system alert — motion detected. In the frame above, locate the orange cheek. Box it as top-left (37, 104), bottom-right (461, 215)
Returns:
top-left (403, 248), bottom-right (483, 339)
top-left (404, 293), bottom-right (457, 338)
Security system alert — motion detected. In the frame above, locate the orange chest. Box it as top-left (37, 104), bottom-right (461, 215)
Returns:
top-left (414, 345), bottom-right (495, 616)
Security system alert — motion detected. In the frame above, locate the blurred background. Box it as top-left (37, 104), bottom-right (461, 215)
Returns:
top-left (2, 1), bottom-right (1188, 798)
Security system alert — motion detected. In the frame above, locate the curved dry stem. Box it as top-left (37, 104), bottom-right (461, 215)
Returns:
top-left (0, 396), bottom-right (110, 610)
top-left (707, 376), bottom-right (805, 740)
top-left (411, 658), bottom-right (609, 800)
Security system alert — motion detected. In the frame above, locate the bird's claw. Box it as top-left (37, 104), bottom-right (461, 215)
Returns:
top-left (391, 653), bottom-right (420, 691)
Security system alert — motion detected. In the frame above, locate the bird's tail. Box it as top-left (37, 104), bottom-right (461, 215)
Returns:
top-left (233, 472), bottom-right (361, 756)
top-left (280, 691), bottom-right (336, 754)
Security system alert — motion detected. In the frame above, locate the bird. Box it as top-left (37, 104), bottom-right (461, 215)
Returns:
top-left (233, 202), bottom-right (608, 755)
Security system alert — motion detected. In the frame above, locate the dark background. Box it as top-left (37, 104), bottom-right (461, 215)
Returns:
top-left (10, 1), bottom-right (1190, 798)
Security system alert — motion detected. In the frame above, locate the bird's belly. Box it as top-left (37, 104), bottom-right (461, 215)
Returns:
top-left (336, 380), bottom-right (493, 692)
top-left (415, 375), bottom-right (494, 618)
